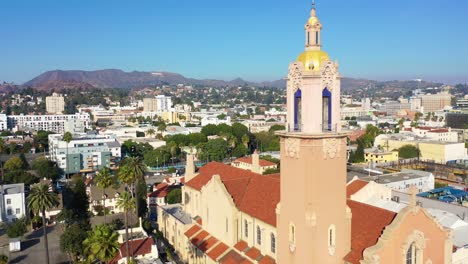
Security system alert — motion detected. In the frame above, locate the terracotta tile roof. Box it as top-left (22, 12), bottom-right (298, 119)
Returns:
top-left (234, 157), bottom-right (277, 167)
top-left (155, 182), bottom-right (168, 190)
top-left (245, 246), bottom-right (262, 260)
top-left (190, 230), bottom-right (209, 246)
top-left (196, 217), bottom-right (202, 225)
top-left (220, 250), bottom-right (253, 264)
top-left (344, 200), bottom-right (397, 264)
top-left (266, 173), bottom-right (280, 180)
top-left (346, 179), bottom-right (369, 198)
top-left (185, 162), bottom-right (254, 191)
top-left (206, 242), bottom-right (229, 261)
top-left (238, 174), bottom-right (280, 226)
top-left (258, 255), bottom-right (276, 264)
top-left (147, 184), bottom-right (171, 199)
top-left (429, 129), bottom-right (449, 133)
top-left (185, 162), bottom-right (280, 227)
top-left (184, 225), bottom-right (201, 238)
top-left (198, 236), bottom-right (218, 252)
top-left (234, 240), bottom-right (249, 252)
top-left (110, 237), bottom-right (153, 263)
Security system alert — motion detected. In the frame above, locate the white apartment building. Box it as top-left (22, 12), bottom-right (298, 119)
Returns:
top-left (0, 184), bottom-right (26, 223)
top-left (201, 115), bottom-right (231, 126)
top-left (48, 132), bottom-right (121, 174)
top-left (410, 127), bottom-right (458, 142)
top-left (143, 95), bottom-right (172, 113)
top-left (45, 93), bottom-right (65, 114)
top-left (0, 114), bottom-right (7, 131)
top-left (358, 169), bottom-right (434, 193)
top-left (7, 113), bottom-right (91, 133)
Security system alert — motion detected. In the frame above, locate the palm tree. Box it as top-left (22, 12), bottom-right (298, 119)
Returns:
top-left (116, 191), bottom-right (135, 263)
top-left (157, 123), bottom-right (166, 134)
top-left (118, 157), bottom-right (146, 218)
top-left (95, 167), bottom-right (113, 224)
top-left (27, 183), bottom-right (59, 264)
top-left (62, 132), bottom-right (73, 179)
top-left (83, 224), bottom-right (119, 264)
top-left (241, 134), bottom-right (250, 148)
top-left (146, 128), bottom-right (156, 138)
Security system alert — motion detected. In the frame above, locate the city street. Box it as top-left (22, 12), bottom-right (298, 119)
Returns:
top-left (9, 225), bottom-right (69, 264)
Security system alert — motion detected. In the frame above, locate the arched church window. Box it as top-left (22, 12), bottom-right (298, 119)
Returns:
top-left (244, 220), bottom-right (248, 238)
top-left (257, 226), bottom-right (262, 245)
top-left (307, 32), bottom-right (310, 46)
top-left (316, 31), bottom-right (319, 45)
top-left (289, 223), bottom-right (296, 244)
top-left (271, 233), bottom-right (276, 253)
top-left (406, 243), bottom-right (418, 264)
top-left (328, 225), bottom-right (336, 255)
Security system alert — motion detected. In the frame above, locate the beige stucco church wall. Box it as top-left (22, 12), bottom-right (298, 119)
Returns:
top-left (362, 207), bottom-right (452, 264)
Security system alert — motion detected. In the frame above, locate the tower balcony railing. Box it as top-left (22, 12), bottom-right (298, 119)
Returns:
top-left (286, 123), bottom-right (339, 133)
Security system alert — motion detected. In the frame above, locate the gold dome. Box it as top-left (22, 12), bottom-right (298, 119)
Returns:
top-left (307, 16), bottom-right (319, 26)
top-left (297, 50), bottom-right (330, 71)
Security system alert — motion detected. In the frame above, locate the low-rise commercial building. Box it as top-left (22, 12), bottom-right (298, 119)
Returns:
top-left (48, 132), bottom-right (121, 174)
top-left (364, 148), bottom-right (399, 164)
top-left (375, 134), bottom-right (467, 163)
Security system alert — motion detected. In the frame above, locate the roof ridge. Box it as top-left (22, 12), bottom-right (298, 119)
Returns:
top-left (347, 199), bottom-right (396, 215)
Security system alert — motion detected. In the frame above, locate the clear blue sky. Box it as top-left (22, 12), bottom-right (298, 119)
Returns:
top-left (1, 0), bottom-right (468, 84)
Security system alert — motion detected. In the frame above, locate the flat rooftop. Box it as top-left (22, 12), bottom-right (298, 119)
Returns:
top-left (2, 183), bottom-right (25, 194)
top-left (160, 204), bottom-right (192, 225)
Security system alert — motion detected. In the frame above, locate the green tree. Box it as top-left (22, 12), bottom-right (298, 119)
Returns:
top-left (83, 224), bottom-right (120, 264)
top-left (60, 223), bottom-right (88, 261)
top-left (398, 144), bottom-right (420, 159)
top-left (6, 217), bottom-right (28, 238)
top-left (198, 138), bottom-right (229, 162)
top-left (116, 191), bottom-right (135, 263)
top-left (201, 124), bottom-right (219, 136)
top-left (95, 167), bottom-right (114, 224)
top-left (167, 188), bottom-right (182, 204)
top-left (19, 153), bottom-right (29, 169)
top-left (231, 123), bottom-right (249, 140)
top-left (0, 255), bottom-right (7, 264)
top-left (120, 157), bottom-right (146, 218)
top-left (232, 144), bottom-right (249, 158)
top-left (32, 156), bottom-right (59, 182)
top-left (4, 156), bottom-right (24, 171)
top-left (268, 125), bottom-right (286, 133)
top-left (62, 132), bottom-right (73, 178)
top-left (27, 183), bottom-right (59, 264)
top-left (241, 134), bottom-right (250, 148)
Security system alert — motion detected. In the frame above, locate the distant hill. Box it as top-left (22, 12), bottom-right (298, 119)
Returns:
top-left (23, 69), bottom-right (444, 94)
top-left (24, 69), bottom-right (269, 90)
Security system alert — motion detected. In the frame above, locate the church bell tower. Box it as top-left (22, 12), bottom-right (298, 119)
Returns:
top-left (277, 2), bottom-right (351, 264)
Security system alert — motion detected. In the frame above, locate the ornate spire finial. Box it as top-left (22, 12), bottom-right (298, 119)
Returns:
top-left (311, 0), bottom-right (317, 16)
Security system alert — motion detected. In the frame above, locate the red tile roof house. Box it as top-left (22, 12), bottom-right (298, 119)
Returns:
top-left (110, 237), bottom-right (159, 264)
top-left (231, 151), bottom-right (278, 174)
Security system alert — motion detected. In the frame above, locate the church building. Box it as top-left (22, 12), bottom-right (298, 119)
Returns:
top-left (157, 3), bottom-right (453, 264)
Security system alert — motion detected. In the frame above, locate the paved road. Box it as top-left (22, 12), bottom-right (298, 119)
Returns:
top-left (9, 225), bottom-right (69, 264)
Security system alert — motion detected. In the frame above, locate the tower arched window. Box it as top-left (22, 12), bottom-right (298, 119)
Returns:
top-left (270, 233), bottom-right (276, 253)
top-left (257, 226), bottom-right (262, 245)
